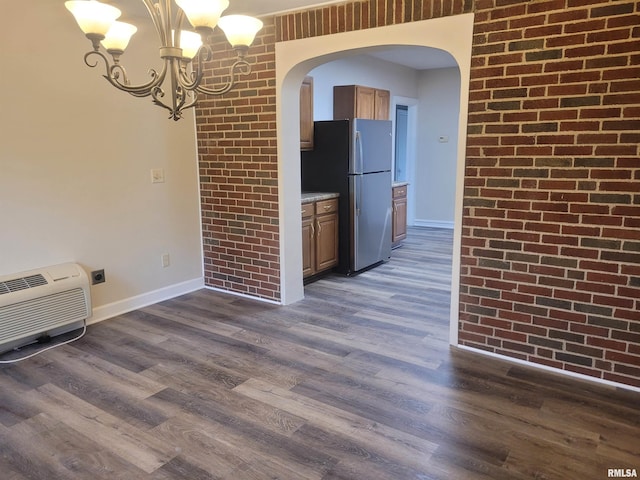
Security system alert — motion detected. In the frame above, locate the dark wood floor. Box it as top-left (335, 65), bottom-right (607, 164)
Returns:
top-left (1, 227), bottom-right (639, 479)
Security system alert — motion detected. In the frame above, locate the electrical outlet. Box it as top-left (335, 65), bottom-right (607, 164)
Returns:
top-left (91, 269), bottom-right (106, 285)
top-left (161, 253), bottom-right (170, 268)
top-left (151, 168), bottom-right (165, 183)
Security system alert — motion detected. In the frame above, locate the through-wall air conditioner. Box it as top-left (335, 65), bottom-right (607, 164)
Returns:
top-left (0, 263), bottom-right (92, 352)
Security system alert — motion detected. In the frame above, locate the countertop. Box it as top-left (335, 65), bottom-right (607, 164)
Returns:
top-left (393, 181), bottom-right (409, 188)
top-left (301, 192), bottom-right (340, 204)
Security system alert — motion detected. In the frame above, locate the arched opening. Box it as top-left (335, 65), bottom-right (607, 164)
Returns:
top-left (275, 14), bottom-right (474, 346)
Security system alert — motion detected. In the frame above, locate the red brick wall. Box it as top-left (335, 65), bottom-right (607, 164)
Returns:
top-left (462, 0), bottom-right (640, 388)
top-left (196, 18), bottom-right (280, 301)
top-left (197, 0), bottom-right (640, 387)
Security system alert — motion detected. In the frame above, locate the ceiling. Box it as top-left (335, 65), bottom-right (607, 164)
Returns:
top-left (109, 0), bottom-right (457, 71)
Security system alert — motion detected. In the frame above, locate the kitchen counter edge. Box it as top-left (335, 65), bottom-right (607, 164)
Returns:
top-left (301, 192), bottom-right (340, 204)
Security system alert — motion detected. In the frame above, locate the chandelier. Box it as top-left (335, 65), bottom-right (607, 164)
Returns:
top-left (65, 0), bottom-right (263, 120)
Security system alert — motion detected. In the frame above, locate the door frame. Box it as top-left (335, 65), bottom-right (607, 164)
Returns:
top-left (391, 97), bottom-right (418, 226)
top-left (275, 14), bottom-right (474, 347)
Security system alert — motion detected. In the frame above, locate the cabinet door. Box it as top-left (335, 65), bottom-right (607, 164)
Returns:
top-left (300, 76), bottom-right (314, 151)
top-left (374, 89), bottom-right (390, 120)
top-left (302, 216), bottom-right (315, 277)
top-left (392, 196), bottom-right (407, 243)
top-left (315, 213), bottom-right (339, 271)
top-left (355, 86), bottom-right (375, 119)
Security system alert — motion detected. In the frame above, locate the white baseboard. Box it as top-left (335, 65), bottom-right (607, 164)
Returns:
top-left (455, 344), bottom-right (640, 393)
top-left (203, 285), bottom-right (282, 305)
top-left (413, 219), bottom-right (455, 229)
top-left (88, 277), bottom-right (204, 325)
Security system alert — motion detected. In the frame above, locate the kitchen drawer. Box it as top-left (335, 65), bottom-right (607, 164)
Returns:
top-left (393, 185), bottom-right (407, 198)
top-left (301, 203), bottom-right (314, 218)
top-left (315, 198), bottom-right (338, 215)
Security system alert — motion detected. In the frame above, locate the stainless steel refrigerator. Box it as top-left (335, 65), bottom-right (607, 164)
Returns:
top-left (301, 119), bottom-right (393, 275)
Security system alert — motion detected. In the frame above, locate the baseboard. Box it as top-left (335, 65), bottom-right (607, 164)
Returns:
top-left (455, 344), bottom-right (640, 393)
top-left (203, 285), bottom-right (282, 305)
top-left (413, 219), bottom-right (455, 229)
top-left (88, 277), bottom-right (205, 325)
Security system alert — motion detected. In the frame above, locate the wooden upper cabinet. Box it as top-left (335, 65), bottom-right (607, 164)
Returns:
top-left (300, 76), bottom-right (314, 151)
top-left (353, 86), bottom-right (375, 119)
top-left (374, 89), bottom-right (390, 121)
top-left (333, 85), bottom-right (390, 121)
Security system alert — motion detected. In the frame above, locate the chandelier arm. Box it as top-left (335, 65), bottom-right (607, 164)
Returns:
top-left (174, 6), bottom-right (187, 48)
top-left (180, 94), bottom-right (198, 113)
top-left (177, 46), bottom-right (210, 91)
top-left (194, 58), bottom-right (252, 96)
top-left (162, 0), bottom-right (173, 46)
top-left (151, 86), bottom-right (174, 115)
top-left (177, 63), bottom-right (198, 89)
top-left (140, 0), bottom-right (167, 45)
top-left (150, 83), bottom-right (197, 121)
top-left (84, 51), bottom-right (168, 96)
top-left (169, 57), bottom-right (182, 116)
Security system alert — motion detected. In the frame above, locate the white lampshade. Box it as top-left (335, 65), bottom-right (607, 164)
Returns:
top-left (65, 0), bottom-right (121, 36)
top-left (174, 30), bottom-right (203, 60)
top-left (101, 21), bottom-right (137, 52)
top-left (175, 0), bottom-right (229, 30)
top-left (218, 15), bottom-right (263, 48)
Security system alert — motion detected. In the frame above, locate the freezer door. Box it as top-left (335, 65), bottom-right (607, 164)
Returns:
top-left (350, 119), bottom-right (393, 174)
top-left (350, 171), bottom-right (392, 272)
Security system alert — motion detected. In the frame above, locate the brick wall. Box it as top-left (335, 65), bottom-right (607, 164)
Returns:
top-left (197, 0), bottom-right (640, 387)
top-left (275, 0), bottom-right (470, 39)
top-left (462, 0), bottom-right (640, 388)
top-left (196, 18), bottom-right (280, 301)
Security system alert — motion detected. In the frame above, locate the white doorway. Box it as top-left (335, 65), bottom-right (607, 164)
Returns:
top-left (391, 97), bottom-right (418, 227)
top-left (275, 14), bottom-right (474, 347)
top-left (394, 104), bottom-right (409, 184)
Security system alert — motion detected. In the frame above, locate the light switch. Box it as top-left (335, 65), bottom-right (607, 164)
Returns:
top-left (438, 135), bottom-right (449, 143)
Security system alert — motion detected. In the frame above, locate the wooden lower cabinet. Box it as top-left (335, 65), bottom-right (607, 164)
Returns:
top-left (392, 185), bottom-right (407, 246)
top-left (301, 204), bottom-right (315, 277)
top-left (302, 198), bottom-right (339, 278)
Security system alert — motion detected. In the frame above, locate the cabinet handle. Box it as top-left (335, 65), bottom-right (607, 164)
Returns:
top-left (301, 209), bottom-right (305, 215)
top-left (323, 205), bottom-right (331, 210)
top-left (310, 223), bottom-right (315, 238)
top-left (317, 220), bottom-right (322, 234)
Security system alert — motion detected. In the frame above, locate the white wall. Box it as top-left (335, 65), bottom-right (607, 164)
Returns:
top-left (0, 1), bottom-right (204, 321)
top-left (414, 67), bottom-right (460, 227)
top-left (309, 55), bottom-right (419, 120)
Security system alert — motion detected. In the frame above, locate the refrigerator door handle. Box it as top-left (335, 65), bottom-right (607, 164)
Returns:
top-left (355, 130), bottom-right (364, 174)
top-left (355, 175), bottom-right (362, 217)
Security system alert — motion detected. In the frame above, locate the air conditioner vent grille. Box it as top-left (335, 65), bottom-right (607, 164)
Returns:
top-left (0, 288), bottom-right (88, 345)
top-left (0, 274), bottom-right (48, 296)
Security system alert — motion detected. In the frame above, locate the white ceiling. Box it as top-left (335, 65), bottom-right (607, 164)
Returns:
top-left (362, 46), bottom-right (457, 70)
top-left (109, 0), bottom-right (457, 71)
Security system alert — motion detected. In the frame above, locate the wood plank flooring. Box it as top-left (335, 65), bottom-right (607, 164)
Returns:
top-left (1, 227), bottom-right (639, 479)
